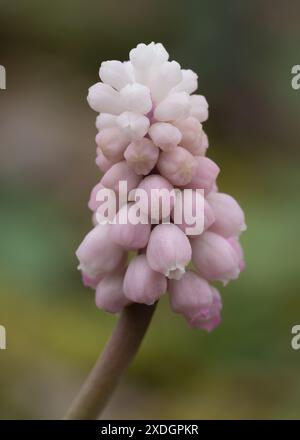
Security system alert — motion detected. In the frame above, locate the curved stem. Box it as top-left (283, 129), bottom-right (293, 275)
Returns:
top-left (64, 302), bottom-right (157, 420)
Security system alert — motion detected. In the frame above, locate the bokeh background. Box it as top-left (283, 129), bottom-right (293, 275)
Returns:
top-left (0, 0), bottom-right (300, 419)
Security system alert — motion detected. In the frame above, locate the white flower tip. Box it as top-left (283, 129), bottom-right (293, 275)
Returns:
top-left (120, 83), bottom-right (152, 114)
top-left (165, 265), bottom-right (186, 280)
top-left (241, 222), bottom-right (247, 232)
top-left (129, 42), bottom-right (169, 68)
top-left (77, 263), bottom-right (95, 278)
top-left (154, 92), bottom-right (190, 121)
top-left (117, 111), bottom-right (150, 140)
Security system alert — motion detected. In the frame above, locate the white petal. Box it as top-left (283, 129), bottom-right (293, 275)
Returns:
top-left (129, 42), bottom-right (169, 85)
top-left (150, 61), bottom-right (182, 102)
top-left (172, 69), bottom-right (198, 94)
top-left (165, 265), bottom-right (185, 280)
top-left (154, 92), bottom-right (190, 121)
top-left (116, 111), bottom-right (150, 140)
top-left (96, 113), bottom-right (117, 131)
top-left (129, 42), bottom-right (169, 69)
top-left (87, 82), bottom-right (124, 114)
top-left (151, 42), bottom-right (169, 64)
top-left (99, 60), bottom-right (134, 90)
top-left (120, 83), bottom-right (152, 114)
top-left (189, 95), bottom-right (209, 122)
top-left (124, 61), bottom-right (135, 81)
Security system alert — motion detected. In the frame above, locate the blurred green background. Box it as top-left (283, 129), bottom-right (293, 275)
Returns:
top-left (0, 0), bottom-right (300, 419)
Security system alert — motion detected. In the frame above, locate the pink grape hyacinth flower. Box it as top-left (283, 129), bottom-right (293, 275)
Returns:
top-left (76, 42), bottom-right (246, 333)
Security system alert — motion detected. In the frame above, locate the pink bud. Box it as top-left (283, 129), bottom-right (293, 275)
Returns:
top-left (136, 174), bottom-right (175, 222)
top-left (96, 127), bottom-right (129, 162)
top-left (95, 147), bottom-right (114, 173)
top-left (88, 182), bottom-right (104, 212)
top-left (76, 223), bottom-right (125, 278)
top-left (190, 287), bottom-right (222, 332)
top-left (207, 192), bottom-right (247, 238)
top-left (124, 138), bottom-right (159, 175)
top-left (200, 131), bottom-right (209, 155)
top-left (157, 146), bottom-right (197, 186)
top-left (182, 156), bottom-right (220, 194)
top-left (146, 224), bottom-right (192, 280)
top-left (82, 272), bottom-right (104, 290)
top-left (228, 236), bottom-right (246, 272)
top-left (123, 254), bottom-right (167, 305)
top-left (203, 198), bottom-right (215, 230)
top-left (211, 180), bottom-right (218, 193)
top-left (110, 203), bottom-right (151, 250)
top-left (171, 190), bottom-right (215, 236)
top-left (95, 271), bottom-right (130, 313)
top-left (191, 231), bottom-right (240, 284)
top-left (169, 271), bottom-right (213, 323)
top-left (148, 122), bottom-right (182, 152)
top-left (101, 160), bottom-right (142, 194)
top-left (173, 117), bottom-right (204, 155)
top-left (204, 199), bottom-right (215, 231)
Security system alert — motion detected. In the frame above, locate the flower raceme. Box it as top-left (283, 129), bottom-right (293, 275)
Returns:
top-left (76, 42), bottom-right (246, 332)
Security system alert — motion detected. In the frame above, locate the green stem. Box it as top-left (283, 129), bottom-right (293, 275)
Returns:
top-left (64, 302), bottom-right (157, 420)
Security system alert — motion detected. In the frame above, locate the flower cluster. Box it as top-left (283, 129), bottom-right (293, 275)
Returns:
top-left (76, 42), bottom-right (246, 332)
